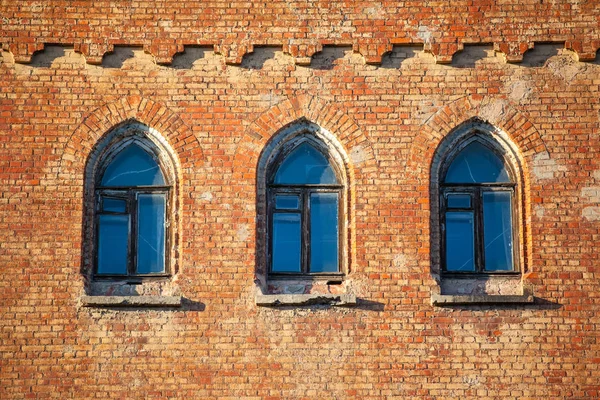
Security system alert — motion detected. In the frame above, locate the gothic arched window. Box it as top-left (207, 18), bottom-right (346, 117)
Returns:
top-left (267, 139), bottom-right (344, 277)
top-left (94, 139), bottom-right (171, 277)
top-left (440, 139), bottom-right (518, 274)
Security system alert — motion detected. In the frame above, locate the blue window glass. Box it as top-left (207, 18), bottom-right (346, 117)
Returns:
top-left (446, 193), bottom-right (471, 209)
top-left (269, 139), bottom-right (343, 275)
top-left (483, 191), bottom-right (513, 271)
top-left (275, 195), bottom-right (300, 210)
top-left (441, 137), bottom-right (517, 274)
top-left (274, 143), bottom-right (338, 184)
top-left (272, 213), bottom-right (302, 272)
top-left (97, 214), bottom-right (129, 275)
top-left (136, 194), bottom-right (166, 274)
top-left (101, 143), bottom-right (165, 187)
top-left (310, 193), bottom-right (339, 273)
top-left (102, 197), bottom-right (127, 213)
top-left (445, 212), bottom-right (475, 272)
top-left (96, 139), bottom-right (171, 277)
top-left (444, 142), bottom-right (510, 183)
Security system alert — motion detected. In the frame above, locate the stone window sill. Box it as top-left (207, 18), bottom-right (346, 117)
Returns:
top-left (255, 293), bottom-right (356, 307)
top-left (431, 293), bottom-right (534, 306)
top-left (81, 295), bottom-right (182, 308)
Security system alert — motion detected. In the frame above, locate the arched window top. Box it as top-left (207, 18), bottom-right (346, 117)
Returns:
top-left (100, 142), bottom-right (166, 187)
top-left (273, 142), bottom-right (339, 185)
top-left (443, 141), bottom-right (511, 184)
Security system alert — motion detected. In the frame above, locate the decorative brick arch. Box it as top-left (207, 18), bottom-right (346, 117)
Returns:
top-left (233, 94), bottom-right (377, 178)
top-left (406, 95), bottom-right (548, 176)
top-left (233, 95), bottom-right (377, 290)
top-left (60, 96), bottom-right (203, 179)
top-left (59, 97), bottom-right (202, 287)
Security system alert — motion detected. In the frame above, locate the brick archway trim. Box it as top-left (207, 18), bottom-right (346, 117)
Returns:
top-left (406, 95), bottom-right (548, 176)
top-left (60, 96), bottom-right (202, 177)
top-left (233, 94), bottom-right (377, 179)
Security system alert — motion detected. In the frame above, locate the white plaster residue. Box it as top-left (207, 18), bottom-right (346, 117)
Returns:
top-left (199, 191), bottom-right (213, 201)
top-left (463, 375), bottom-right (482, 387)
top-left (581, 187), bottom-right (600, 203)
top-left (417, 25), bottom-right (432, 44)
top-left (364, 3), bottom-right (384, 18)
top-left (508, 80), bottom-right (532, 104)
top-left (479, 100), bottom-right (507, 125)
top-left (393, 254), bottom-right (407, 269)
top-left (532, 152), bottom-right (565, 180)
top-left (350, 144), bottom-right (368, 165)
top-left (260, 93), bottom-right (285, 107)
top-left (237, 224), bottom-right (250, 241)
top-left (582, 207), bottom-right (600, 221)
top-left (534, 204), bottom-right (545, 219)
top-left (417, 99), bottom-right (442, 123)
top-left (546, 52), bottom-right (583, 82)
top-left (576, 168), bottom-right (600, 222)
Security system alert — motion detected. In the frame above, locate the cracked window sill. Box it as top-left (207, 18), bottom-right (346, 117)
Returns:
top-left (81, 295), bottom-right (182, 308)
top-left (431, 293), bottom-right (534, 306)
top-left (255, 293), bottom-right (356, 307)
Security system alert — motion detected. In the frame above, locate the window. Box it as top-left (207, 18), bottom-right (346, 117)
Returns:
top-left (267, 139), bottom-right (344, 278)
top-left (94, 140), bottom-right (171, 278)
top-left (440, 139), bottom-right (518, 274)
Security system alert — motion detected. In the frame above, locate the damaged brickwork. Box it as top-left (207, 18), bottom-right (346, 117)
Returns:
top-left (1, 1), bottom-right (600, 399)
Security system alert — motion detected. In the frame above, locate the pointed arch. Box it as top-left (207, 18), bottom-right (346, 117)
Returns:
top-left (430, 119), bottom-right (532, 296)
top-left (233, 95), bottom-right (376, 289)
top-left (254, 120), bottom-right (355, 286)
top-left (60, 96), bottom-right (203, 184)
top-left (81, 121), bottom-right (183, 285)
top-left (406, 96), bottom-right (548, 176)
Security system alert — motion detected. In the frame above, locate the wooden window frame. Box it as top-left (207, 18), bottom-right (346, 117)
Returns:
top-left (266, 139), bottom-right (345, 280)
top-left (93, 139), bottom-right (173, 281)
top-left (439, 139), bottom-right (521, 277)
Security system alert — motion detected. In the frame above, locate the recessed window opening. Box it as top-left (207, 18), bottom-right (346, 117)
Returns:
top-left (441, 139), bottom-right (518, 274)
top-left (94, 139), bottom-right (171, 278)
top-left (267, 137), bottom-right (344, 278)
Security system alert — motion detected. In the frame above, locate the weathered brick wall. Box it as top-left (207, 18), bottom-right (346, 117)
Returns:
top-left (1, 1), bottom-right (600, 398)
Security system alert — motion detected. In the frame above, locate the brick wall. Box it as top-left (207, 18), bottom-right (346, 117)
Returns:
top-left (1, 2), bottom-right (600, 398)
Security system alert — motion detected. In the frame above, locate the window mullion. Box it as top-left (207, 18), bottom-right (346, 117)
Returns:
top-left (475, 187), bottom-right (484, 272)
top-left (302, 189), bottom-right (310, 274)
top-left (128, 190), bottom-right (136, 276)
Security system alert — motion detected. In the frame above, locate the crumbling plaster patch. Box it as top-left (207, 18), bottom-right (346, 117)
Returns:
top-left (546, 51), bottom-right (584, 82)
top-left (350, 144), bottom-right (368, 165)
top-left (580, 168), bottom-right (600, 221)
top-left (199, 191), bottom-right (213, 202)
top-left (479, 99), bottom-right (508, 125)
top-left (532, 152), bottom-right (566, 180)
top-left (236, 224), bottom-right (250, 241)
top-left (508, 80), bottom-right (533, 104)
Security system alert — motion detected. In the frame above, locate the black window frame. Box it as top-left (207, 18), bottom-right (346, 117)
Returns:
top-left (266, 138), bottom-right (345, 280)
top-left (93, 140), bottom-right (172, 280)
top-left (440, 139), bottom-right (521, 276)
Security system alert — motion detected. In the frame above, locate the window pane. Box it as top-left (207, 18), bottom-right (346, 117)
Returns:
top-left (483, 191), bottom-right (514, 271)
top-left (102, 197), bottom-right (127, 213)
top-left (274, 143), bottom-right (338, 184)
top-left (275, 195), bottom-right (299, 210)
top-left (445, 212), bottom-right (475, 272)
top-left (310, 193), bottom-right (339, 273)
top-left (101, 143), bottom-right (165, 187)
top-left (272, 213), bottom-right (301, 272)
top-left (444, 142), bottom-right (511, 183)
top-left (447, 193), bottom-right (471, 209)
top-left (97, 214), bottom-right (129, 274)
top-left (136, 194), bottom-right (166, 274)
